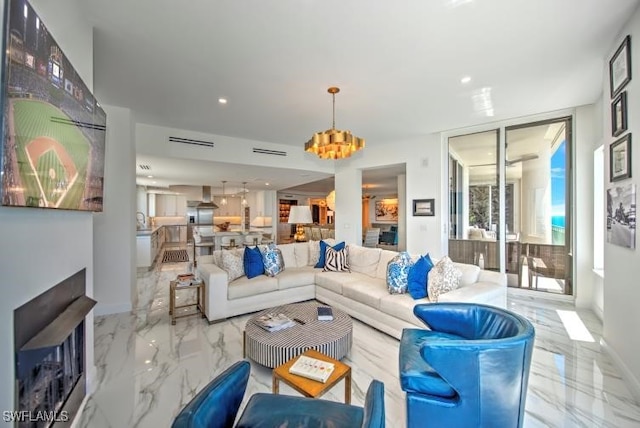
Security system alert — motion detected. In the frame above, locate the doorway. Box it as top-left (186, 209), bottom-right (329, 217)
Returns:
top-left (447, 117), bottom-right (573, 295)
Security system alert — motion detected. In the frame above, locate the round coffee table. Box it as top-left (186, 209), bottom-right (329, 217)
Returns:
top-left (243, 301), bottom-right (353, 368)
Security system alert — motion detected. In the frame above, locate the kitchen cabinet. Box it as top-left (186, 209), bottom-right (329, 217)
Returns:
top-left (137, 227), bottom-right (161, 268)
top-left (214, 196), bottom-right (241, 216)
top-left (155, 195), bottom-right (187, 216)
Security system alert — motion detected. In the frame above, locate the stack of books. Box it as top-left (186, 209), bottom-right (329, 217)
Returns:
top-left (254, 313), bottom-right (296, 332)
top-left (289, 355), bottom-right (335, 383)
top-left (176, 273), bottom-right (200, 287)
top-left (317, 306), bottom-right (334, 321)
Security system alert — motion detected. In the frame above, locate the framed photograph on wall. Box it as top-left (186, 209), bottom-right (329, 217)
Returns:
top-left (606, 183), bottom-right (636, 249)
top-left (375, 199), bottom-right (399, 221)
top-left (413, 199), bottom-right (435, 216)
top-left (610, 134), bottom-right (632, 182)
top-left (611, 91), bottom-right (628, 137)
top-left (609, 35), bottom-right (632, 98)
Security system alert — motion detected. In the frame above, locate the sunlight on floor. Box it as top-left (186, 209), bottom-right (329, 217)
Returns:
top-left (556, 310), bottom-right (595, 342)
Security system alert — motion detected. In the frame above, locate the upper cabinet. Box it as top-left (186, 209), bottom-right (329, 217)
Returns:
top-left (155, 194), bottom-right (187, 217)
top-left (214, 196), bottom-right (242, 216)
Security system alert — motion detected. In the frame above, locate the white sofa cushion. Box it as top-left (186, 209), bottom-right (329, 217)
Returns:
top-left (348, 245), bottom-right (381, 277)
top-left (228, 276), bottom-right (278, 299)
top-left (293, 242), bottom-right (310, 267)
top-left (342, 280), bottom-right (390, 310)
top-left (454, 262), bottom-right (481, 287)
top-left (277, 267), bottom-right (316, 290)
top-left (314, 270), bottom-right (363, 295)
top-left (379, 292), bottom-right (429, 325)
top-left (278, 244), bottom-right (297, 268)
top-left (376, 250), bottom-right (399, 279)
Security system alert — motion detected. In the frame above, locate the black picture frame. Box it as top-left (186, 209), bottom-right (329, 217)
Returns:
top-left (611, 91), bottom-right (628, 137)
top-left (610, 134), bottom-right (632, 182)
top-left (413, 199), bottom-right (434, 216)
top-left (609, 35), bottom-right (632, 98)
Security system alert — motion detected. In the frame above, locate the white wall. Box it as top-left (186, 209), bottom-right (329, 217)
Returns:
top-left (602, 4), bottom-right (640, 402)
top-left (574, 103), bottom-right (602, 310)
top-left (93, 105), bottom-right (136, 315)
top-left (0, 0), bottom-right (96, 412)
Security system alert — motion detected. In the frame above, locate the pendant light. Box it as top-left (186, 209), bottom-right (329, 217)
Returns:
top-left (241, 182), bottom-right (248, 206)
top-left (221, 181), bottom-right (227, 206)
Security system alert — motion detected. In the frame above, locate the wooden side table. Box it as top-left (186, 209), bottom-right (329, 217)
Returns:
top-left (169, 279), bottom-right (206, 325)
top-left (272, 349), bottom-right (352, 404)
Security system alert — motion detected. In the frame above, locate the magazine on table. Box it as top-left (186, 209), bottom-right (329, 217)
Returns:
top-left (289, 355), bottom-right (335, 383)
top-left (317, 306), bottom-right (334, 321)
top-left (254, 313), bottom-right (296, 332)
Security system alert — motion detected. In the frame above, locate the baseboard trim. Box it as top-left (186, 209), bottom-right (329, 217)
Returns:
top-left (94, 302), bottom-right (132, 316)
top-left (600, 338), bottom-right (640, 403)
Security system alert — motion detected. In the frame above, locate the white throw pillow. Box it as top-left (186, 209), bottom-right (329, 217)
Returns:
top-left (428, 256), bottom-right (462, 302)
top-left (221, 250), bottom-right (244, 282)
top-left (308, 240), bottom-right (321, 266)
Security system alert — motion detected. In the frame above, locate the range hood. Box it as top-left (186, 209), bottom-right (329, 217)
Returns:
top-left (197, 185), bottom-right (219, 209)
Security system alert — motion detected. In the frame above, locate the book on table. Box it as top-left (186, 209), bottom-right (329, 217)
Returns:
top-left (254, 313), bottom-right (296, 332)
top-left (288, 355), bottom-right (335, 383)
top-left (317, 306), bottom-right (334, 321)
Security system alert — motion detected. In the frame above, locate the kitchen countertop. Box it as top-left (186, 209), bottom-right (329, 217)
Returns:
top-left (136, 224), bottom-right (187, 237)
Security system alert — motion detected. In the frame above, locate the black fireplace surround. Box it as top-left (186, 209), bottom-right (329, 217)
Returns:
top-left (14, 269), bottom-right (96, 428)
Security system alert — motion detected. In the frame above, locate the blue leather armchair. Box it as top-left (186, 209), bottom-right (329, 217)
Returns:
top-left (172, 360), bottom-right (386, 428)
top-left (399, 303), bottom-right (535, 428)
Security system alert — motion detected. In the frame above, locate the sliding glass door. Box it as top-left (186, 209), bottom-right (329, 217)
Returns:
top-left (447, 117), bottom-right (573, 295)
top-left (448, 130), bottom-right (501, 272)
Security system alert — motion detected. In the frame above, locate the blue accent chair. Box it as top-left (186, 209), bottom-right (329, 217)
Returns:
top-left (399, 303), bottom-right (535, 428)
top-left (172, 360), bottom-right (386, 428)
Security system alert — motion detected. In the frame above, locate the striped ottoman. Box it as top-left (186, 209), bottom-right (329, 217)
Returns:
top-left (243, 301), bottom-right (353, 368)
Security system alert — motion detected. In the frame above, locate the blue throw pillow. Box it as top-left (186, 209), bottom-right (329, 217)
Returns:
top-left (387, 251), bottom-right (414, 294)
top-left (407, 254), bottom-right (434, 299)
top-left (243, 246), bottom-right (265, 279)
top-left (315, 240), bottom-right (346, 268)
top-left (262, 243), bottom-right (285, 276)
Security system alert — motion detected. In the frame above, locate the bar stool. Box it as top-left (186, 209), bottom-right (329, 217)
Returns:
top-left (221, 236), bottom-right (241, 250)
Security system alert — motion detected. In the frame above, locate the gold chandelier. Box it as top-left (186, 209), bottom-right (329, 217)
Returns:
top-left (305, 87), bottom-right (365, 160)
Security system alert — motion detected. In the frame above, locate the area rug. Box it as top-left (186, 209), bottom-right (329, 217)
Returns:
top-left (162, 249), bottom-right (190, 263)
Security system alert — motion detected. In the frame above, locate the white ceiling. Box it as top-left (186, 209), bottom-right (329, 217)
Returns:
top-left (80, 0), bottom-right (638, 193)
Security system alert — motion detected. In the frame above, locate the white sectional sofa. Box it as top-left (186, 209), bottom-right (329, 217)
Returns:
top-left (196, 241), bottom-right (507, 340)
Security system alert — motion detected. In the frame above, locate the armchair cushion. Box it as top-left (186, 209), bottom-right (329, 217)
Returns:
top-left (236, 394), bottom-right (364, 428)
top-left (172, 361), bottom-right (250, 428)
top-left (236, 379), bottom-right (385, 428)
top-left (399, 328), bottom-right (459, 398)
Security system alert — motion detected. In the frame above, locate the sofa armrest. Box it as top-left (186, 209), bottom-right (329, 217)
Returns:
top-left (197, 263), bottom-right (230, 321)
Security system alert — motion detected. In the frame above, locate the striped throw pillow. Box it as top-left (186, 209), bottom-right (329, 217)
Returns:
top-left (323, 246), bottom-right (350, 272)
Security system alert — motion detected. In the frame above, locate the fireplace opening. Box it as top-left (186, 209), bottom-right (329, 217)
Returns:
top-left (14, 269), bottom-right (96, 428)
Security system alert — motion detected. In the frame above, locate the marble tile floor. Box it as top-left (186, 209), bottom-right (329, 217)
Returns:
top-left (78, 257), bottom-right (640, 427)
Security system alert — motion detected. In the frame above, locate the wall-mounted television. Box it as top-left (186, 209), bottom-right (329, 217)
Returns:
top-left (0, 0), bottom-right (106, 212)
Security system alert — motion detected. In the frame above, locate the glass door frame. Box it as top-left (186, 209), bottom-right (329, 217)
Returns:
top-left (445, 114), bottom-right (574, 296)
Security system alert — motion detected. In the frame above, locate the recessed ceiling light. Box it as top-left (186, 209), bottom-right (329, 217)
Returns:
top-left (265, 182), bottom-right (270, 186)
top-left (152, 181), bottom-right (157, 184)
top-left (218, 98), bottom-right (228, 104)
top-left (147, 175), bottom-right (153, 178)
top-left (461, 76), bottom-right (471, 84)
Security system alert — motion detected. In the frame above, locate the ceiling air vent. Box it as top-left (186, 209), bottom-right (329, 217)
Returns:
top-left (138, 164), bottom-right (151, 170)
top-left (253, 148), bottom-right (287, 157)
top-left (169, 136), bottom-right (214, 148)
